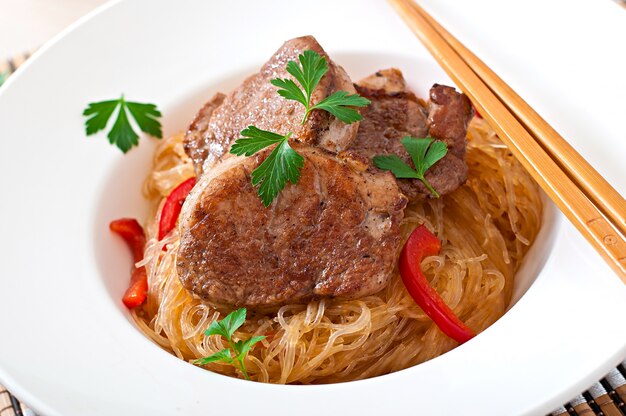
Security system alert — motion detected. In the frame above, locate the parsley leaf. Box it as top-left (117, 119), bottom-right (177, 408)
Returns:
top-left (311, 91), bottom-right (371, 124)
top-left (234, 336), bottom-right (266, 361)
top-left (204, 319), bottom-right (229, 339)
top-left (219, 307), bottom-right (247, 339)
top-left (373, 154), bottom-right (421, 179)
top-left (194, 349), bottom-right (233, 365)
top-left (251, 138), bottom-right (304, 207)
top-left (126, 102), bottom-right (162, 137)
top-left (285, 49), bottom-right (328, 108)
top-left (107, 101), bottom-right (138, 152)
top-left (270, 78), bottom-right (307, 108)
top-left (230, 127), bottom-right (303, 207)
top-left (270, 50), bottom-right (369, 124)
top-left (194, 308), bottom-right (266, 380)
top-left (83, 100), bottom-right (119, 135)
top-left (373, 136), bottom-right (448, 198)
top-left (230, 126), bottom-right (289, 156)
top-left (82, 95), bottom-right (162, 153)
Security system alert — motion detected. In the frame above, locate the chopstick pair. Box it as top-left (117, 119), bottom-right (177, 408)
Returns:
top-left (388, 0), bottom-right (626, 283)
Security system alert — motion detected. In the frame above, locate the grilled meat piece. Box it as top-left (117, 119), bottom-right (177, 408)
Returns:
top-left (183, 36), bottom-right (359, 176)
top-left (183, 93), bottom-right (226, 177)
top-left (176, 145), bottom-right (407, 309)
top-left (345, 68), bottom-right (472, 200)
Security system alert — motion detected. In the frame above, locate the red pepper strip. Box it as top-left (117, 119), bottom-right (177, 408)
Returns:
top-left (110, 218), bottom-right (145, 263)
top-left (109, 218), bottom-right (148, 309)
top-left (122, 267), bottom-right (148, 309)
top-left (399, 225), bottom-right (475, 344)
top-left (158, 177), bottom-right (196, 240)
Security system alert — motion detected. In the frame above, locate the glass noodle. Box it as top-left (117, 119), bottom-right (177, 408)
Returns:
top-left (132, 117), bottom-right (542, 384)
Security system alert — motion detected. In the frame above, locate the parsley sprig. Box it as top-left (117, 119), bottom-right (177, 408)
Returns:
top-left (83, 95), bottom-right (162, 153)
top-left (373, 136), bottom-right (448, 198)
top-left (271, 50), bottom-right (370, 124)
top-left (230, 50), bottom-right (370, 206)
top-left (230, 127), bottom-right (304, 206)
top-left (193, 308), bottom-right (265, 380)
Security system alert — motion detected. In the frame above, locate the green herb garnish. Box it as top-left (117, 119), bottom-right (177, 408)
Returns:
top-left (231, 50), bottom-right (370, 206)
top-left (231, 127), bottom-right (304, 207)
top-left (82, 95), bottom-right (162, 153)
top-left (193, 308), bottom-right (265, 380)
top-left (270, 50), bottom-right (370, 124)
top-left (373, 136), bottom-right (448, 198)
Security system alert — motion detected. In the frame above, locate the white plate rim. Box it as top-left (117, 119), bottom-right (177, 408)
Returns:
top-left (0, 1), bottom-right (624, 415)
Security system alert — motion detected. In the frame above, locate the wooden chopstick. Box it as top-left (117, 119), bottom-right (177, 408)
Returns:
top-left (407, 0), bottom-right (626, 240)
top-left (388, 0), bottom-right (626, 282)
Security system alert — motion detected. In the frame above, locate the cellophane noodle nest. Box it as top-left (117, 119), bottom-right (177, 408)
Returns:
top-left (133, 117), bottom-right (543, 384)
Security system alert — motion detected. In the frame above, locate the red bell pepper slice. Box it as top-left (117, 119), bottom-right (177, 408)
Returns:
top-left (110, 218), bottom-right (148, 309)
top-left (399, 225), bottom-right (475, 344)
top-left (122, 267), bottom-right (148, 309)
top-left (158, 177), bottom-right (196, 240)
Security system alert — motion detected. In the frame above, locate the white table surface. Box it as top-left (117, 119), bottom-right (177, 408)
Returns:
top-left (0, 0), bottom-right (108, 59)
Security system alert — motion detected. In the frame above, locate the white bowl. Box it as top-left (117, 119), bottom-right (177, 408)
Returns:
top-left (0, 0), bottom-right (624, 415)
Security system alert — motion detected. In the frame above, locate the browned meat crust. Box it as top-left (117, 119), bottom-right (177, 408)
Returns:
top-left (428, 84), bottom-right (472, 161)
top-left (183, 36), bottom-right (359, 176)
top-left (183, 93), bottom-right (226, 177)
top-left (176, 145), bottom-right (407, 309)
top-left (346, 68), bottom-right (472, 201)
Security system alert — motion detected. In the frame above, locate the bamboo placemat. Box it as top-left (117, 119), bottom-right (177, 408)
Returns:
top-left (1, 53), bottom-right (625, 416)
top-left (1, 362), bottom-right (624, 416)
top-left (0, 52), bottom-right (31, 85)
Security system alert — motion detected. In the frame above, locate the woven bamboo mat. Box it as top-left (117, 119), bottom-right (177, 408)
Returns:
top-left (0, 53), bottom-right (31, 85)
top-left (1, 361), bottom-right (624, 416)
top-left (1, 54), bottom-right (626, 416)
